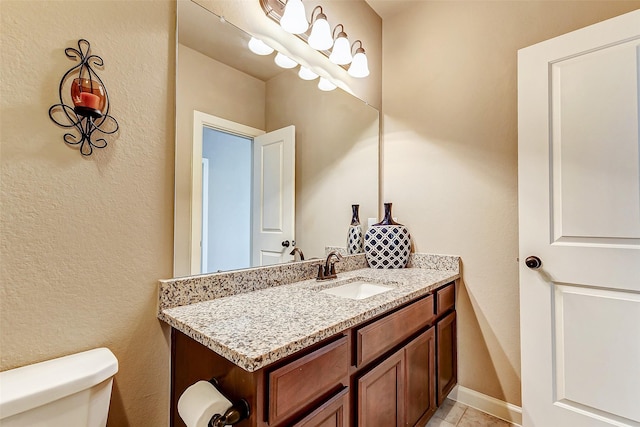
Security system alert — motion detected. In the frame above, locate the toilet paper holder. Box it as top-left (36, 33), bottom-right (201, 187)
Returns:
top-left (207, 378), bottom-right (250, 427)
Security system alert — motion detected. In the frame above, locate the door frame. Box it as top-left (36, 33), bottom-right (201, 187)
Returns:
top-left (190, 111), bottom-right (264, 275)
top-left (201, 157), bottom-right (210, 274)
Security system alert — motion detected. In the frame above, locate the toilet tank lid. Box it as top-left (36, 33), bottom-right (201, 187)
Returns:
top-left (0, 347), bottom-right (118, 420)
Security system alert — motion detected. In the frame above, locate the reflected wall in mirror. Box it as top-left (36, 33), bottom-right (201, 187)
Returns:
top-left (174, 0), bottom-right (379, 277)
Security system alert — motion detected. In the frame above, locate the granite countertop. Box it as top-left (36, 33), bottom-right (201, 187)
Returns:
top-left (159, 265), bottom-right (459, 372)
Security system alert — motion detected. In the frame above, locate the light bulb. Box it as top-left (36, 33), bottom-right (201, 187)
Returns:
top-left (308, 16), bottom-right (333, 51)
top-left (248, 37), bottom-right (274, 56)
top-left (329, 34), bottom-right (352, 65)
top-left (318, 77), bottom-right (336, 91)
top-left (280, 0), bottom-right (308, 35)
top-left (348, 50), bottom-right (370, 78)
top-left (274, 52), bottom-right (298, 69)
top-left (298, 66), bottom-right (319, 80)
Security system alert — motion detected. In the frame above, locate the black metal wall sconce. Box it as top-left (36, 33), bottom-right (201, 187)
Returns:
top-left (49, 39), bottom-right (118, 156)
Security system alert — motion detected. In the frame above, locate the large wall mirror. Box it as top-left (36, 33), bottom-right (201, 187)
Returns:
top-left (174, 0), bottom-right (379, 277)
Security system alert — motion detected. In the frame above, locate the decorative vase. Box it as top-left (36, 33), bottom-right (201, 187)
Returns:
top-left (364, 203), bottom-right (411, 268)
top-left (347, 204), bottom-right (364, 254)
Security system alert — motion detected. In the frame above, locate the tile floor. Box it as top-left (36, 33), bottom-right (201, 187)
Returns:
top-left (426, 399), bottom-right (517, 427)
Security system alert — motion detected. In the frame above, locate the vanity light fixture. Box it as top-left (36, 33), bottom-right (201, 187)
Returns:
top-left (317, 77), bottom-right (337, 91)
top-left (298, 66), bottom-right (319, 80)
top-left (48, 39), bottom-right (118, 156)
top-left (274, 52), bottom-right (298, 69)
top-left (347, 40), bottom-right (370, 78)
top-left (248, 37), bottom-right (274, 55)
top-left (280, 0), bottom-right (308, 35)
top-left (259, 0), bottom-right (370, 79)
top-left (329, 24), bottom-right (352, 65)
top-left (307, 6), bottom-right (333, 51)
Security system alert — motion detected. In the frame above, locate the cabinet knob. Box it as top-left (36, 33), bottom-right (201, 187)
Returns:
top-left (525, 256), bottom-right (542, 269)
top-left (281, 240), bottom-right (290, 248)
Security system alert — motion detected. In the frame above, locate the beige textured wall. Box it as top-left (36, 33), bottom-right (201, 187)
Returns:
top-left (174, 44), bottom-right (266, 276)
top-left (266, 71), bottom-right (379, 259)
top-left (381, 1), bottom-right (640, 406)
top-left (0, 1), bottom-right (174, 425)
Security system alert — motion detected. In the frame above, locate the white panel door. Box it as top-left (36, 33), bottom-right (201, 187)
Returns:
top-left (252, 126), bottom-right (295, 266)
top-left (518, 10), bottom-right (640, 427)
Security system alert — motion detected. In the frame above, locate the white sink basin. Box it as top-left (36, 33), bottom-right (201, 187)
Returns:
top-left (319, 281), bottom-right (394, 300)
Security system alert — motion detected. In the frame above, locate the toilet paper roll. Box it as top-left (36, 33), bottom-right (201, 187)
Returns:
top-left (178, 380), bottom-right (232, 427)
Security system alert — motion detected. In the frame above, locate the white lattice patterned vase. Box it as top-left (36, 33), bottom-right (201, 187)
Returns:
top-left (347, 225), bottom-right (364, 254)
top-left (347, 204), bottom-right (364, 254)
top-left (364, 203), bottom-right (411, 268)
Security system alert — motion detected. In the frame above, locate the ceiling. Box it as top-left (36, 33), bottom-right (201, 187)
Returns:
top-left (364, 0), bottom-right (415, 20)
top-left (178, 0), bottom-right (284, 82)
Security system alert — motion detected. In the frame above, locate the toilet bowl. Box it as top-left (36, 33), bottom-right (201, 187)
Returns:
top-left (0, 347), bottom-right (118, 427)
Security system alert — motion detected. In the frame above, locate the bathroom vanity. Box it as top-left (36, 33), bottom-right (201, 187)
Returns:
top-left (159, 254), bottom-right (459, 427)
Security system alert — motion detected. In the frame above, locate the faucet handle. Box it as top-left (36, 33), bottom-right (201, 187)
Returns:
top-left (316, 264), bottom-right (325, 280)
top-left (329, 252), bottom-right (343, 274)
top-left (329, 262), bottom-right (337, 276)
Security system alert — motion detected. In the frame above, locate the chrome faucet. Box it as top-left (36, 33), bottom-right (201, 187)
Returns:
top-left (289, 247), bottom-right (305, 261)
top-left (317, 250), bottom-right (344, 281)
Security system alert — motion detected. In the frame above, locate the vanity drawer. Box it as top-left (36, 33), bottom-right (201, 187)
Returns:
top-left (356, 295), bottom-right (435, 367)
top-left (292, 387), bottom-right (349, 427)
top-left (268, 336), bottom-right (349, 425)
top-left (436, 283), bottom-right (455, 316)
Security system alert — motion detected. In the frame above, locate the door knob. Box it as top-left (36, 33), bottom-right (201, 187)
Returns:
top-left (525, 256), bottom-right (542, 269)
top-left (281, 240), bottom-right (290, 247)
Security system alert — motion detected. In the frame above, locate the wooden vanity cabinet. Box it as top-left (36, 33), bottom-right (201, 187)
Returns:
top-left (170, 281), bottom-right (457, 427)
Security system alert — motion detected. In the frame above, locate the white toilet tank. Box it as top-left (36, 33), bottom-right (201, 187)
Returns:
top-left (0, 347), bottom-right (118, 427)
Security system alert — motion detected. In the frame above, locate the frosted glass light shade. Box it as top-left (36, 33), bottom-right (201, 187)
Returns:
top-left (248, 37), bottom-right (274, 55)
top-left (308, 17), bottom-right (333, 51)
top-left (274, 52), bottom-right (298, 69)
top-left (318, 77), bottom-right (336, 91)
top-left (298, 66), bottom-right (319, 80)
top-left (329, 35), bottom-right (352, 65)
top-left (348, 51), bottom-right (370, 78)
top-left (280, 0), bottom-right (308, 35)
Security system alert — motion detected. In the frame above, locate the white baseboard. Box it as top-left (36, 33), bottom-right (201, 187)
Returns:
top-left (448, 385), bottom-right (523, 426)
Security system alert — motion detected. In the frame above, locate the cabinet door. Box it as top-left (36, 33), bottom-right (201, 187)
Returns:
top-left (436, 311), bottom-right (457, 405)
top-left (405, 328), bottom-right (436, 427)
top-left (292, 388), bottom-right (349, 427)
top-left (357, 348), bottom-right (405, 427)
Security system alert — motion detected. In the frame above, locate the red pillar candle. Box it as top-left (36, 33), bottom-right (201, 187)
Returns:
top-left (79, 92), bottom-right (101, 110)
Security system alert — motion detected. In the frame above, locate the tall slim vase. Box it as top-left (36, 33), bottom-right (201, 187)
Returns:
top-left (364, 203), bottom-right (411, 268)
top-left (347, 204), bottom-right (364, 254)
